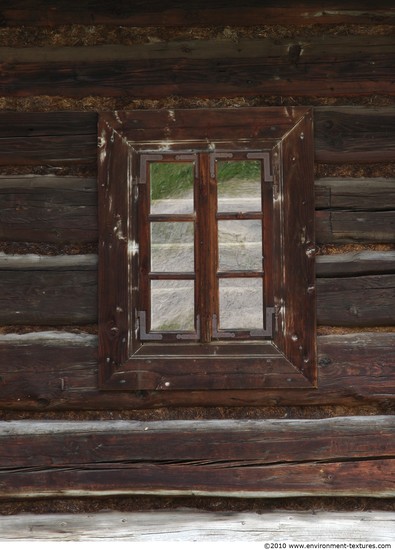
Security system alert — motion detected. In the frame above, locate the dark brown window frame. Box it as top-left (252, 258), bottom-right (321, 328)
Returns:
top-left (98, 107), bottom-right (316, 392)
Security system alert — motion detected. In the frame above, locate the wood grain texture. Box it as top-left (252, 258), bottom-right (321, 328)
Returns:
top-left (0, 458), bottom-right (391, 498)
top-left (0, 511), bottom-right (394, 542)
top-left (316, 210), bottom-right (395, 243)
top-left (0, 417), bottom-right (394, 497)
top-left (2, 175), bottom-right (394, 244)
top-left (2, 1), bottom-right (395, 27)
top-left (315, 178), bottom-right (395, 210)
top-left (315, 107), bottom-right (395, 163)
top-left (0, 112), bottom-right (97, 165)
top-left (1, 108), bottom-right (394, 166)
top-left (1, 36), bottom-right (395, 98)
top-left (0, 176), bottom-right (97, 242)
top-left (317, 274), bottom-right (395, 326)
top-left (0, 332), bottom-right (394, 408)
top-left (315, 251), bottom-right (395, 277)
top-left (0, 255), bottom-right (97, 325)
top-left (274, 111), bottom-right (316, 381)
top-left (1, 254), bottom-right (394, 326)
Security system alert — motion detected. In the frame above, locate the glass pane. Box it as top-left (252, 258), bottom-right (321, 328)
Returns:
top-left (151, 280), bottom-right (195, 331)
top-left (219, 278), bottom-right (263, 330)
top-left (150, 162), bottom-right (194, 214)
top-left (218, 220), bottom-right (262, 271)
top-left (217, 160), bottom-right (261, 213)
top-left (151, 222), bottom-right (194, 272)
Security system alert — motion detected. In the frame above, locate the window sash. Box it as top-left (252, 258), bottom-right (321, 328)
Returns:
top-left (138, 152), bottom-right (271, 343)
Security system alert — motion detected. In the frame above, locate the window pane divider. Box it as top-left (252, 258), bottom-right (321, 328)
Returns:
top-left (149, 272), bottom-right (196, 280)
top-left (217, 271), bottom-right (264, 278)
top-left (216, 212), bottom-right (262, 220)
top-left (148, 214), bottom-right (196, 222)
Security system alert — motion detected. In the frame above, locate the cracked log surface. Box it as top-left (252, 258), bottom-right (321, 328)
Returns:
top-left (1, 511), bottom-right (395, 542)
top-left (0, 417), bottom-right (394, 498)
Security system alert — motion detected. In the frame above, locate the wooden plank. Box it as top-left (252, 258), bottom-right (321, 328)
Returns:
top-left (0, 417), bottom-right (394, 498)
top-left (1, 37), bottom-right (395, 98)
top-left (0, 176), bottom-right (97, 242)
top-left (0, 331), bottom-right (394, 408)
top-left (274, 110), bottom-right (316, 383)
top-left (315, 107), bottom-right (395, 163)
top-left (1, 511), bottom-right (394, 542)
top-left (315, 178), bottom-right (395, 210)
top-left (315, 210), bottom-right (395, 243)
top-left (316, 251), bottom-right (395, 277)
top-left (317, 274), bottom-right (395, 326)
top-left (2, 2), bottom-right (395, 27)
top-left (0, 112), bottom-right (97, 165)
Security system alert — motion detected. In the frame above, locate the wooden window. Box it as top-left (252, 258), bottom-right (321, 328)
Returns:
top-left (98, 108), bottom-right (316, 392)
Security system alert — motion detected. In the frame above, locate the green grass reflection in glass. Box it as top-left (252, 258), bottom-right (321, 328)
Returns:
top-left (150, 162), bottom-right (194, 202)
top-left (149, 160), bottom-right (261, 201)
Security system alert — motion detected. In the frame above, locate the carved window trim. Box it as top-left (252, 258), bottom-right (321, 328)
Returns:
top-left (98, 108), bottom-right (316, 393)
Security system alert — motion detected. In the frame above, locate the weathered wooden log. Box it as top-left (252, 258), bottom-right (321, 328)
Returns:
top-left (315, 178), bottom-right (395, 210)
top-left (0, 511), bottom-right (394, 542)
top-left (3, 416), bottom-right (394, 467)
top-left (316, 210), bottom-right (395, 243)
top-left (1, 37), bottom-right (395, 98)
top-left (0, 254), bottom-right (394, 326)
top-left (0, 112), bottom-right (97, 165)
top-left (315, 177), bottom-right (395, 242)
top-left (0, 176), bottom-right (97, 242)
top-left (315, 251), bottom-right (395, 277)
top-left (0, 254), bottom-right (97, 325)
top-left (1, 109), bottom-right (394, 166)
top-left (315, 107), bottom-right (395, 163)
top-left (2, 2), bottom-right (395, 27)
top-left (1, 175), bottom-right (394, 243)
top-left (0, 331), bottom-right (394, 408)
top-left (0, 417), bottom-right (394, 497)
top-left (317, 274), bottom-right (395, 326)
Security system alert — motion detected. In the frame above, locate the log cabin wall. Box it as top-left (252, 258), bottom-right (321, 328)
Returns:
top-left (0, 2), bottom-right (394, 507)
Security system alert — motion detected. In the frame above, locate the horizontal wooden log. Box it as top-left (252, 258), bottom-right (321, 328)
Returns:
top-left (0, 331), bottom-right (394, 408)
top-left (0, 417), bottom-right (394, 497)
top-left (315, 210), bottom-right (395, 243)
top-left (0, 254), bottom-right (97, 325)
top-left (315, 251), bottom-right (395, 277)
top-left (3, 416), bottom-right (394, 467)
top-left (1, 36), bottom-right (395, 98)
top-left (0, 108), bottom-right (394, 167)
top-left (1, 254), bottom-right (394, 326)
top-left (315, 107), bottom-right (395, 163)
top-left (0, 253), bottom-right (98, 270)
top-left (0, 176), bottom-right (97, 242)
top-left (1, 459), bottom-right (393, 498)
top-left (2, 2), bottom-right (395, 27)
top-left (315, 178), bottom-right (395, 210)
top-left (0, 112), bottom-right (97, 165)
top-left (1, 175), bottom-right (394, 243)
top-left (315, 177), bottom-right (395, 242)
top-left (1, 511), bottom-right (394, 542)
top-left (0, 111), bottom-right (97, 138)
top-left (317, 274), bottom-right (395, 326)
